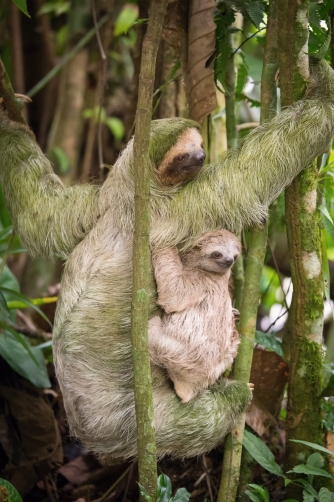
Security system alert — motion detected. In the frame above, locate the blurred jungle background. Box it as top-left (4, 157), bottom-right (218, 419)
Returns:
top-left (1, 0), bottom-right (334, 501)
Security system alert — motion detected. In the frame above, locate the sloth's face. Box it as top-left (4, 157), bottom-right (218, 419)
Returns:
top-left (183, 230), bottom-right (241, 275)
top-left (197, 244), bottom-right (240, 274)
top-left (157, 128), bottom-right (205, 186)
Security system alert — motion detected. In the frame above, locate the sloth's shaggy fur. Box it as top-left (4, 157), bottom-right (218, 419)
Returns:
top-left (149, 230), bottom-right (241, 403)
top-left (0, 60), bottom-right (333, 460)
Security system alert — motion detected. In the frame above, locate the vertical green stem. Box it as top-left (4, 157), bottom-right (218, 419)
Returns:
top-left (131, 1), bottom-right (168, 500)
top-left (217, 2), bottom-right (278, 500)
top-left (0, 58), bottom-right (27, 124)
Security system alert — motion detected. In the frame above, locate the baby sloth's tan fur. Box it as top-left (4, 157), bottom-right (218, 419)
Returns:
top-left (149, 229), bottom-right (241, 403)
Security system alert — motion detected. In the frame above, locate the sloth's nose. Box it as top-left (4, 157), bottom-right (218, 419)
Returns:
top-left (223, 258), bottom-right (234, 267)
top-left (196, 150), bottom-right (206, 163)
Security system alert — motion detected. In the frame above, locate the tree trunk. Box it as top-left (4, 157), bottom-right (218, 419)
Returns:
top-left (46, 0), bottom-right (91, 184)
top-left (277, 0), bottom-right (333, 495)
top-left (131, 1), bottom-right (168, 500)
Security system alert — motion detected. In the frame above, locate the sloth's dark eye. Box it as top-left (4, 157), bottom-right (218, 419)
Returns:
top-left (176, 155), bottom-right (186, 162)
top-left (211, 251), bottom-right (223, 259)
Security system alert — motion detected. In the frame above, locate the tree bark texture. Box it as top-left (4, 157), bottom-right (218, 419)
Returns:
top-left (218, 2), bottom-right (278, 500)
top-left (278, 0), bottom-right (332, 494)
top-left (131, 0), bottom-right (168, 500)
top-left (46, 0), bottom-right (91, 184)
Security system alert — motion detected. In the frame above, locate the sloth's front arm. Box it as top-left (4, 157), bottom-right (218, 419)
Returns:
top-left (152, 247), bottom-right (205, 313)
top-left (0, 115), bottom-right (100, 259)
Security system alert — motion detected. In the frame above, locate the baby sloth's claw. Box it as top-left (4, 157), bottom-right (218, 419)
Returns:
top-left (247, 382), bottom-right (255, 392)
top-left (232, 308), bottom-right (240, 321)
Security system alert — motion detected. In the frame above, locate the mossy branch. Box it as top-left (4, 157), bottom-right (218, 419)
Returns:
top-left (278, 0), bottom-right (333, 495)
top-left (131, 0), bottom-right (168, 500)
top-left (0, 58), bottom-right (26, 124)
top-left (217, 1), bottom-right (278, 500)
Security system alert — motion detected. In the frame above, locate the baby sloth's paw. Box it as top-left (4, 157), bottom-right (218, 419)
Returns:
top-left (173, 379), bottom-right (197, 403)
top-left (247, 382), bottom-right (255, 392)
top-left (232, 308), bottom-right (240, 322)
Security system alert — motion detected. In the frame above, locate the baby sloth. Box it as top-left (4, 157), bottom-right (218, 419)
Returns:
top-left (149, 229), bottom-right (241, 403)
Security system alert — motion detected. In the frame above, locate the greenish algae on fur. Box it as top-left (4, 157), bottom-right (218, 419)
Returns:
top-left (0, 61), bottom-right (334, 461)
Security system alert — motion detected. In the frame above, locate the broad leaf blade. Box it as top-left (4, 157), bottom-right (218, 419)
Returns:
top-left (172, 487), bottom-right (191, 502)
top-left (287, 464), bottom-right (333, 478)
top-left (0, 332), bottom-right (51, 388)
top-left (319, 487), bottom-right (334, 502)
top-left (157, 473), bottom-right (172, 502)
top-left (0, 287), bottom-right (52, 328)
top-left (243, 430), bottom-right (284, 477)
top-left (290, 439), bottom-right (334, 457)
top-left (0, 478), bottom-right (23, 502)
top-left (12, 0), bottom-right (30, 17)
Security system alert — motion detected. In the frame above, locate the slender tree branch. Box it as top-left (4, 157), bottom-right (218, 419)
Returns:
top-left (218, 1), bottom-right (278, 500)
top-left (91, 0), bottom-right (107, 172)
top-left (230, 28), bottom-right (265, 57)
top-left (131, 0), bottom-right (168, 499)
top-left (0, 58), bottom-right (27, 124)
top-left (26, 14), bottom-right (109, 98)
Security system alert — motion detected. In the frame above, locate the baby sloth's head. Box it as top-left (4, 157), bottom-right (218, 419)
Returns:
top-left (183, 230), bottom-right (241, 275)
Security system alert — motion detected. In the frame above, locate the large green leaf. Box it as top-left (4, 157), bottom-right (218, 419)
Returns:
top-left (319, 487), bottom-right (334, 502)
top-left (0, 478), bottom-right (22, 502)
top-left (243, 430), bottom-right (285, 477)
top-left (290, 440), bottom-right (334, 457)
top-left (0, 287), bottom-right (52, 328)
top-left (0, 266), bottom-right (19, 297)
top-left (114, 5), bottom-right (138, 36)
top-left (247, 484), bottom-right (270, 502)
top-left (157, 473), bottom-right (173, 502)
top-left (287, 464), bottom-right (333, 479)
top-left (11, 0), bottom-right (30, 17)
top-left (172, 488), bottom-right (190, 502)
top-left (0, 321), bottom-right (38, 365)
top-left (292, 479), bottom-right (318, 498)
top-left (302, 491), bottom-right (315, 502)
top-left (0, 332), bottom-right (51, 388)
top-left (255, 331), bottom-right (284, 357)
top-left (244, 1), bottom-right (266, 29)
top-left (307, 452), bottom-right (325, 469)
top-left (245, 489), bottom-right (264, 502)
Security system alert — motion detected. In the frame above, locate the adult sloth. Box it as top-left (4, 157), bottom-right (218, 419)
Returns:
top-left (0, 60), bottom-right (333, 461)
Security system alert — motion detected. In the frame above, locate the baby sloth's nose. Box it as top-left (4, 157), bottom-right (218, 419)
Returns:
top-left (223, 257), bottom-right (234, 267)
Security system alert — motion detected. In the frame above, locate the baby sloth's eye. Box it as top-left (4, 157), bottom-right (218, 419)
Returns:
top-left (211, 251), bottom-right (223, 259)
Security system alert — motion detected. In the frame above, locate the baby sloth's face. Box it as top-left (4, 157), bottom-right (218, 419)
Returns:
top-left (183, 229), bottom-right (241, 275)
top-left (198, 240), bottom-right (240, 274)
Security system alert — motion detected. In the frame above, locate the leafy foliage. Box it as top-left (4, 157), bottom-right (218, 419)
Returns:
top-left (0, 199), bottom-right (52, 388)
top-left (0, 478), bottom-right (23, 502)
top-left (11, 0), bottom-right (30, 18)
top-left (139, 473), bottom-right (190, 502)
top-left (244, 433), bottom-right (334, 501)
top-left (214, 4), bottom-right (236, 93)
top-left (243, 430), bottom-right (285, 477)
top-left (255, 330), bottom-right (284, 357)
top-left (83, 107), bottom-right (125, 140)
top-left (321, 399), bottom-right (334, 433)
top-left (114, 5), bottom-right (139, 36)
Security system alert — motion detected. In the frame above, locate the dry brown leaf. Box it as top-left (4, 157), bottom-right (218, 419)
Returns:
top-left (249, 346), bottom-right (289, 416)
top-left (187, 0), bottom-right (217, 123)
top-left (162, 0), bottom-right (217, 124)
top-left (246, 398), bottom-right (277, 437)
top-left (245, 347), bottom-right (288, 435)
